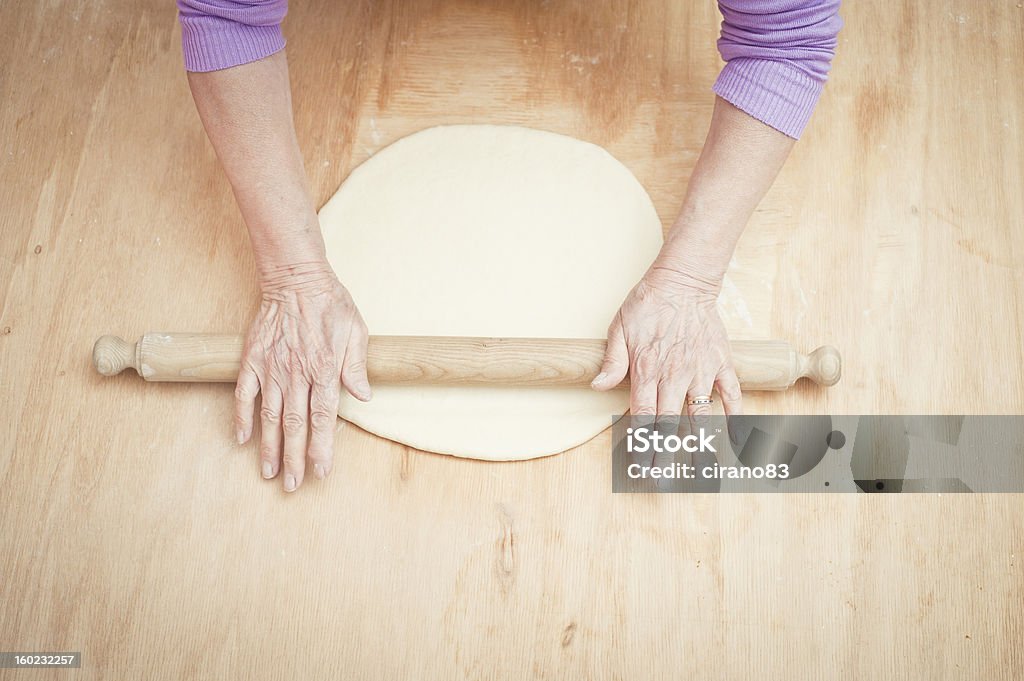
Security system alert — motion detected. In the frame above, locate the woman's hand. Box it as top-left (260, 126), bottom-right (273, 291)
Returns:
top-left (234, 263), bottom-right (371, 492)
top-left (591, 264), bottom-right (742, 423)
top-left (587, 97), bottom-right (797, 424)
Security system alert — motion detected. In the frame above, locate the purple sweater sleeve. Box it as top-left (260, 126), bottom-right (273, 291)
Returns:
top-left (176, 0), bottom-right (838, 138)
top-left (177, 0), bottom-right (288, 72)
top-left (714, 0), bottom-right (842, 138)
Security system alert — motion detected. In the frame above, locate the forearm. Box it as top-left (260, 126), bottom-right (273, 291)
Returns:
top-left (186, 50), bottom-right (328, 289)
top-left (654, 97), bottom-right (794, 293)
top-left (652, 0), bottom-right (842, 292)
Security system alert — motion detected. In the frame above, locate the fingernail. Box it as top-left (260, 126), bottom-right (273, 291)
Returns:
top-left (591, 372), bottom-right (607, 387)
top-left (313, 463), bottom-right (326, 480)
top-left (284, 474), bottom-right (296, 492)
top-left (262, 461), bottom-right (274, 479)
top-left (236, 429), bottom-right (245, 445)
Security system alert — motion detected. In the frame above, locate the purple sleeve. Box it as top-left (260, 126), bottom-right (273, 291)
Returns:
top-left (177, 0), bottom-right (289, 72)
top-left (714, 0), bottom-right (842, 138)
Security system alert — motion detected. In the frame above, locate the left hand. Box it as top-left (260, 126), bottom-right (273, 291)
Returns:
top-left (591, 265), bottom-right (743, 423)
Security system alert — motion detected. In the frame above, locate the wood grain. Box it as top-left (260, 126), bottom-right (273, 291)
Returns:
top-left (1, 1), bottom-right (1022, 679)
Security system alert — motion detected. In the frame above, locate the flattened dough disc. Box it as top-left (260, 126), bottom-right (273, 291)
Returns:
top-left (320, 125), bottom-right (663, 460)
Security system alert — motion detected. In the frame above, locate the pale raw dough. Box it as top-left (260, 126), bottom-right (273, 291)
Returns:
top-left (319, 125), bottom-right (662, 460)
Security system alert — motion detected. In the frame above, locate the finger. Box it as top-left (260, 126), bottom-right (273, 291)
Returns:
top-left (259, 377), bottom-right (284, 481)
top-left (687, 372), bottom-right (721, 476)
top-left (592, 315), bottom-right (629, 391)
top-left (234, 360), bottom-right (261, 444)
top-left (308, 370), bottom-right (341, 480)
top-left (629, 345), bottom-right (660, 420)
top-left (653, 374), bottom-right (689, 451)
top-left (281, 371), bottom-right (311, 493)
top-left (341, 317), bottom-right (371, 401)
top-left (715, 364), bottom-right (744, 418)
top-left (686, 371), bottom-right (717, 431)
top-left (656, 364), bottom-right (692, 422)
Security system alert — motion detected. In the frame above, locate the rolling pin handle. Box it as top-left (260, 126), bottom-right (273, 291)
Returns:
top-left (92, 335), bottom-right (139, 377)
top-left (802, 345), bottom-right (842, 387)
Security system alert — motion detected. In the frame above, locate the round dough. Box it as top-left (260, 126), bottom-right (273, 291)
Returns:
top-left (320, 125), bottom-right (662, 460)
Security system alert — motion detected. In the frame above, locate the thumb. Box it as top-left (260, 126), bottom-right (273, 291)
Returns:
top-left (592, 315), bottom-right (629, 391)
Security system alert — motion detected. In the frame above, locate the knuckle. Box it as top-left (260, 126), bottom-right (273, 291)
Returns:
top-left (601, 348), bottom-right (622, 367)
top-left (633, 346), bottom-right (661, 376)
top-left (690, 408), bottom-right (712, 427)
top-left (260, 405), bottom-right (281, 425)
top-left (260, 446), bottom-right (277, 462)
top-left (235, 383), bottom-right (257, 402)
top-left (656, 411), bottom-right (682, 427)
top-left (282, 412), bottom-right (306, 435)
top-left (314, 353), bottom-right (339, 376)
top-left (282, 451), bottom-right (303, 469)
top-left (633, 406), bottom-right (657, 416)
top-left (309, 408), bottom-right (335, 431)
top-left (344, 358), bottom-right (367, 376)
top-left (719, 381), bottom-right (742, 402)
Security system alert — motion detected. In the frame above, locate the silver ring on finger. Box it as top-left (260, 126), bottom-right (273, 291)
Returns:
top-left (687, 394), bottom-right (714, 406)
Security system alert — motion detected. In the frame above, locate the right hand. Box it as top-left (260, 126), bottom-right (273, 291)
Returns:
top-left (234, 262), bottom-right (371, 492)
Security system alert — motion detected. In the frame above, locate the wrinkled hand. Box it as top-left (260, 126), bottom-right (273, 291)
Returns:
top-left (592, 266), bottom-right (742, 423)
top-left (235, 264), bottom-right (371, 492)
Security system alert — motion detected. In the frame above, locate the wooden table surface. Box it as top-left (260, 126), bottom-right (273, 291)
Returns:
top-left (2, 1), bottom-right (1022, 679)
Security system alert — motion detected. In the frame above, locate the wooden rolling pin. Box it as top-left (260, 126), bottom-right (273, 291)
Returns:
top-left (92, 333), bottom-right (840, 391)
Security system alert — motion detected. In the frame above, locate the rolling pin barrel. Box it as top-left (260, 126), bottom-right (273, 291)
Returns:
top-left (94, 333), bottom-right (839, 391)
top-left (93, 333), bottom-right (841, 390)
